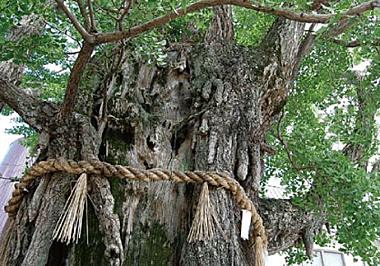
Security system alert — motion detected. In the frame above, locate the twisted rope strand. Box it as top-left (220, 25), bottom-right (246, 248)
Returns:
top-left (4, 158), bottom-right (267, 245)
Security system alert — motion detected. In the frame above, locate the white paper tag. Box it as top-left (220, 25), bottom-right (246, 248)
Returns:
top-left (241, 209), bottom-right (252, 240)
top-left (264, 249), bottom-right (268, 266)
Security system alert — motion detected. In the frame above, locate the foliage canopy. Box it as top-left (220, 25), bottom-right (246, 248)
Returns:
top-left (1, 0), bottom-right (380, 264)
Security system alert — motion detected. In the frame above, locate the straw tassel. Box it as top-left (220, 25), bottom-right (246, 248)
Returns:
top-left (255, 235), bottom-right (267, 266)
top-left (187, 182), bottom-right (220, 243)
top-left (53, 172), bottom-right (88, 244)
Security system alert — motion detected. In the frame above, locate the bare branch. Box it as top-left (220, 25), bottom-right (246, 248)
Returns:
top-left (111, 0), bottom-right (117, 9)
top-left (260, 143), bottom-right (277, 155)
top-left (290, 18), bottom-right (360, 78)
top-left (324, 18), bottom-right (356, 38)
top-left (96, 5), bottom-right (119, 21)
top-left (93, 1), bottom-right (119, 14)
top-left (332, 39), bottom-right (362, 47)
top-left (43, 18), bottom-right (81, 43)
top-left (91, 0), bottom-right (377, 44)
top-left (119, 0), bottom-right (133, 23)
top-left (290, 24), bottom-right (317, 81)
top-left (87, 0), bottom-right (97, 31)
top-left (56, 0), bottom-right (95, 43)
top-left (76, 0), bottom-right (91, 31)
top-left (60, 41), bottom-right (94, 120)
top-left (0, 79), bottom-right (59, 131)
top-left (311, 0), bottom-right (323, 11)
top-left (310, 0), bottom-right (333, 11)
top-left (332, 38), bottom-right (380, 48)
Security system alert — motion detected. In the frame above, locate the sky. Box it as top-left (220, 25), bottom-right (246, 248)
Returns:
top-left (0, 113), bottom-right (23, 164)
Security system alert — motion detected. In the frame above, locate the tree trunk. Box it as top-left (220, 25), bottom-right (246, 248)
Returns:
top-left (0, 11), bottom-right (324, 266)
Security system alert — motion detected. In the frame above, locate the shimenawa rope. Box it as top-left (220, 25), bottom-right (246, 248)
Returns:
top-left (4, 158), bottom-right (267, 266)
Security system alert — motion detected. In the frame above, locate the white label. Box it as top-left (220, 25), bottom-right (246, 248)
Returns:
top-left (241, 210), bottom-right (251, 240)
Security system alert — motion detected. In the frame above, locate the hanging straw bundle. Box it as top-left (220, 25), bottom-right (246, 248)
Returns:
top-left (187, 182), bottom-right (221, 243)
top-left (255, 235), bottom-right (266, 266)
top-left (4, 158), bottom-right (267, 263)
top-left (53, 172), bottom-right (88, 244)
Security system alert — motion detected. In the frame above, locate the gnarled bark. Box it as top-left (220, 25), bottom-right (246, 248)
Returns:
top-left (0, 10), bottom-right (325, 266)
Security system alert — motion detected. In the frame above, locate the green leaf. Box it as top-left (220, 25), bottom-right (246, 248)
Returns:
top-left (182, 0), bottom-right (187, 13)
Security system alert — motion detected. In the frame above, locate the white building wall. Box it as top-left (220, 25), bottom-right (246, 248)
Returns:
top-left (267, 244), bottom-right (366, 266)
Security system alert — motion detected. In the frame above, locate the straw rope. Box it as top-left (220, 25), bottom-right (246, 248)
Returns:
top-left (4, 157), bottom-right (267, 246)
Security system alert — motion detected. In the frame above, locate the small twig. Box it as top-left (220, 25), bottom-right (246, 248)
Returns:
top-left (277, 109), bottom-right (315, 171)
top-left (332, 38), bottom-right (380, 48)
top-left (43, 19), bottom-right (80, 43)
top-left (65, 51), bottom-right (81, 55)
top-left (56, 0), bottom-right (94, 43)
top-left (99, 6), bottom-right (119, 14)
top-left (310, 0), bottom-right (323, 11)
top-left (0, 176), bottom-right (19, 181)
top-left (93, 1), bottom-right (119, 21)
top-left (119, 0), bottom-right (133, 23)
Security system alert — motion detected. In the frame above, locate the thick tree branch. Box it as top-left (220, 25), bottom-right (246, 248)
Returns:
top-left (0, 79), bottom-right (59, 131)
top-left (260, 198), bottom-right (325, 255)
top-left (323, 18), bottom-right (356, 38)
top-left (205, 6), bottom-right (234, 43)
top-left (290, 24), bottom-right (317, 81)
top-left (90, 0), bottom-right (377, 44)
top-left (290, 18), bottom-right (360, 80)
top-left (58, 0), bottom-right (376, 45)
top-left (56, 0), bottom-right (95, 43)
top-left (60, 41), bottom-right (94, 120)
top-left (76, 0), bottom-right (90, 31)
top-left (87, 0), bottom-right (97, 31)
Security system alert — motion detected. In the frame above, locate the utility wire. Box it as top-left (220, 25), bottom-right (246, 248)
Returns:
top-left (0, 176), bottom-right (20, 181)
